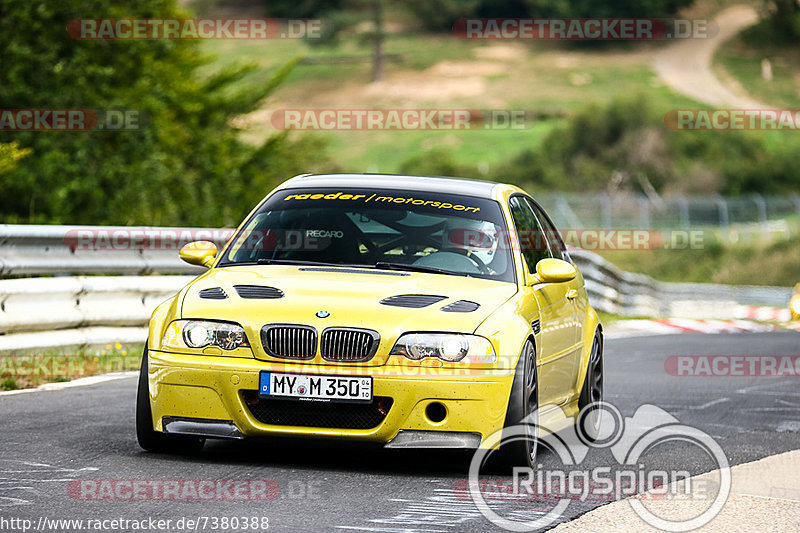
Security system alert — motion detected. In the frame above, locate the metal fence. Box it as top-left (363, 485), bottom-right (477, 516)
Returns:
top-left (538, 193), bottom-right (800, 244)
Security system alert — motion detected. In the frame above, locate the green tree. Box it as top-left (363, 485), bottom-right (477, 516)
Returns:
top-left (761, 0), bottom-right (800, 42)
top-left (0, 142), bottom-right (32, 176)
top-left (0, 0), bottom-right (329, 226)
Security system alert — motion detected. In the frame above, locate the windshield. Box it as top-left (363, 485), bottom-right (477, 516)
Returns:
top-left (219, 187), bottom-right (515, 282)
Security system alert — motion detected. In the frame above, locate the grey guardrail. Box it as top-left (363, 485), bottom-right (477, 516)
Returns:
top-left (0, 224), bottom-right (231, 276)
top-left (570, 249), bottom-right (792, 316)
top-left (570, 250), bottom-right (667, 317)
top-left (0, 225), bottom-right (792, 352)
top-left (0, 275), bottom-right (193, 334)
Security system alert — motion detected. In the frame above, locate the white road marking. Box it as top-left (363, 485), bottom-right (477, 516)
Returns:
top-left (0, 496), bottom-right (31, 507)
top-left (604, 317), bottom-right (798, 339)
top-left (0, 461), bottom-right (99, 507)
top-left (739, 493), bottom-right (800, 503)
top-left (0, 371), bottom-right (137, 396)
top-left (690, 398), bottom-right (730, 410)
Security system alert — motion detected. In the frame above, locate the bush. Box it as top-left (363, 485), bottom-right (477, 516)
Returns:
top-left (496, 96), bottom-right (800, 195)
top-left (398, 148), bottom-right (476, 178)
top-left (1, 378), bottom-right (19, 391)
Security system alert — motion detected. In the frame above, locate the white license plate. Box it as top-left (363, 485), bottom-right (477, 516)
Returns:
top-left (259, 372), bottom-right (372, 403)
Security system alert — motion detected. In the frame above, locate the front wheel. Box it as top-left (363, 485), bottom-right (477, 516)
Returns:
top-left (136, 344), bottom-right (204, 453)
top-left (577, 330), bottom-right (604, 441)
top-left (494, 340), bottom-right (538, 470)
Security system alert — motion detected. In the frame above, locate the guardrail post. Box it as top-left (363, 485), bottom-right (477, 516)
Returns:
top-left (556, 195), bottom-right (584, 229)
top-left (716, 196), bottom-right (729, 243)
top-left (792, 194), bottom-right (800, 236)
top-left (601, 194), bottom-right (612, 229)
top-left (678, 195), bottom-right (690, 230)
top-left (639, 195), bottom-right (650, 229)
top-left (753, 194), bottom-right (768, 238)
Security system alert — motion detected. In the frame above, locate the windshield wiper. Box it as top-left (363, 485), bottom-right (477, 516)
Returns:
top-left (256, 259), bottom-right (359, 267)
top-left (374, 261), bottom-right (467, 277)
top-left (220, 259), bottom-right (351, 267)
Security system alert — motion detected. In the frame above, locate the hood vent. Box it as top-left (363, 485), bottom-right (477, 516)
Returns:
top-left (441, 300), bottom-right (480, 313)
top-left (379, 294), bottom-right (447, 308)
top-left (199, 287), bottom-right (227, 300)
top-left (234, 285), bottom-right (284, 299)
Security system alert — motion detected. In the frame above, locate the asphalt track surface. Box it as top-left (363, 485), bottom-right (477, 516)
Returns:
top-left (1, 331), bottom-right (799, 532)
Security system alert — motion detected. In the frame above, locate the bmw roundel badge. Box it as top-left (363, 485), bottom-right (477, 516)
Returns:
top-left (315, 310), bottom-right (331, 319)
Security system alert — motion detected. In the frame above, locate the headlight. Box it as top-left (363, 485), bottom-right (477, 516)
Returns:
top-left (390, 333), bottom-right (496, 363)
top-left (162, 320), bottom-right (250, 351)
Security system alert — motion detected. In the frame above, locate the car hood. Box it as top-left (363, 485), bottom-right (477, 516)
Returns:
top-left (180, 265), bottom-right (517, 365)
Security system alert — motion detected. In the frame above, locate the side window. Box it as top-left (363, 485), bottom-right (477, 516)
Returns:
top-left (509, 196), bottom-right (551, 273)
top-left (526, 198), bottom-right (567, 262)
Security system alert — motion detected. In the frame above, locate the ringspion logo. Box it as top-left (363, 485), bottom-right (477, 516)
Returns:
top-left (469, 403), bottom-right (730, 532)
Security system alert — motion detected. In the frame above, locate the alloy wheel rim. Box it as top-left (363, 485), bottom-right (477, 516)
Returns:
top-left (525, 345), bottom-right (538, 461)
top-left (590, 335), bottom-right (603, 404)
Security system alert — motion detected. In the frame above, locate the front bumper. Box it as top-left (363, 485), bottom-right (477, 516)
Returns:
top-left (147, 350), bottom-right (515, 448)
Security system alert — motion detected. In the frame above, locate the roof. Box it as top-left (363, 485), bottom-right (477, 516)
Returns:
top-left (279, 173), bottom-right (501, 199)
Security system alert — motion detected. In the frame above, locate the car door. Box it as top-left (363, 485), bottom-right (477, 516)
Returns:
top-left (509, 196), bottom-right (575, 407)
top-left (526, 198), bottom-right (585, 401)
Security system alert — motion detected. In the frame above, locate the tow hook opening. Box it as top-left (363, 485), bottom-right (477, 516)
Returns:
top-left (425, 402), bottom-right (447, 424)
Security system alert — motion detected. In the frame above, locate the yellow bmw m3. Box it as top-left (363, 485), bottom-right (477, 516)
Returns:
top-left (136, 173), bottom-right (603, 467)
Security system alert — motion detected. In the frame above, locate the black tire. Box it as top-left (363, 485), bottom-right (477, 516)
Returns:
top-left (136, 344), bottom-right (204, 453)
top-left (577, 330), bottom-right (604, 441)
top-left (493, 340), bottom-right (538, 470)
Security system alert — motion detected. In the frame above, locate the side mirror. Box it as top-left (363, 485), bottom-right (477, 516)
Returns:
top-left (533, 258), bottom-right (577, 284)
top-left (179, 240), bottom-right (217, 268)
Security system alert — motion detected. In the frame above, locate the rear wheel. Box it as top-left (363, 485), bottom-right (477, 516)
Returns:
top-left (136, 344), bottom-right (204, 453)
top-left (494, 340), bottom-right (538, 470)
top-left (577, 330), bottom-right (604, 441)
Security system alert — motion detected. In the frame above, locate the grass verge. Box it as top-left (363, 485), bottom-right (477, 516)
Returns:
top-left (0, 343), bottom-right (142, 391)
top-left (714, 32), bottom-right (800, 110)
top-left (595, 235), bottom-right (800, 287)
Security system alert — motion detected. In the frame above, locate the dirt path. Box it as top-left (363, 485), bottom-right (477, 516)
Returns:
top-left (652, 5), bottom-right (768, 108)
